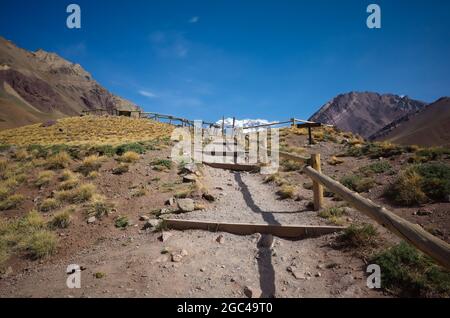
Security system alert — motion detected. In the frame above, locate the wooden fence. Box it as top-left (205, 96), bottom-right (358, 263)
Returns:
top-left (293, 153), bottom-right (450, 269)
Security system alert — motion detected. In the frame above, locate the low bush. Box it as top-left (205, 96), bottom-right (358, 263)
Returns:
top-left (118, 151), bottom-right (140, 163)
top-left (385, 163), bottom-right (449, 205)
top-left (340, 174), bottom-right (375, 193)
top-left (46, 152), bottom-right (71, 169)
top-left (372, 242), bottom-right (450, 297)
top-left (0, 194), bottom-right (25, 210)
top-left (35, 170), bottom-right (55, 187)
top-left (276, 185), bottom-right (295, 199)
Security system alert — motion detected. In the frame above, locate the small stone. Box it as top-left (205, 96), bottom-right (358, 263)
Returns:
top-left (144, 219), bottom-right (161, 230)
top-left (200, 267), bottom-right (206, 272)
top-left (158, 231), bottom-right (173, 242)
top-left (417, 208), bottom-right (433, 216)
top-left (244, 286), bottom-right (262, 298)
top-left (315, 272), bottom-right (322, 277)
top-left (165, 197), bottom-right (175, 206)
top-left (194, 203), bottom-right (206, 210)
top-left (139, 215), bottom-right (149, 221)
top-left (202, 193), bottom-right (215, 202)
top-left (87, 216), bottom-right (96, 224)
top-left (180, 249), bottom-right (189, 256)
top-left (216, 235), bottom-right (225, 244)
top-left (215, 186), bottom-right (224, 190)
top-left (177, 198), bottom-right (195, 212)
top-left (181, 163), bottom-right (198, 174)
top-left (171, 254), bottom-right (183, 263)
top-left (183, 174), bottom-right (197, 183)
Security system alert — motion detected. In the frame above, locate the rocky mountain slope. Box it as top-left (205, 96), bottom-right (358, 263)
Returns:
top-left (309, 92), bottom-right (426, 138)
top-left (371, 97), bottom-right (450, 147)
top-left (0, 36), bottom-right (139, 130)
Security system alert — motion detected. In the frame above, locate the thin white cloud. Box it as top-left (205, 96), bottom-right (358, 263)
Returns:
top-left (189, 16), bottom-right (199, 23)
top-left (139, 90), bottom-right (157, 98)
top-left (149, 31), bottom-right (189, 59)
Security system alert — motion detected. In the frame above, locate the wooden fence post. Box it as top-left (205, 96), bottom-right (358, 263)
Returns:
top-left (311, 153), bottom-right (323, 211)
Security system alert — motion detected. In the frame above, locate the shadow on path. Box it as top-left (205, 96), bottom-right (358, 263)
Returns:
top-left (234, 172), bottom-right (279, 298)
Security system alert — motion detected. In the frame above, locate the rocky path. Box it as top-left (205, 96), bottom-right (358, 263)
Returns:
top-left (0, 166), bottom-right (385, 298)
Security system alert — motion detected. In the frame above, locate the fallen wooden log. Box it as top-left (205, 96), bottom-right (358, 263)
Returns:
top-left (164, 218), bottom-right (345, 239)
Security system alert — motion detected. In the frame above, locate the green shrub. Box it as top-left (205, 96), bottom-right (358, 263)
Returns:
top-left (372, 242), bottom-right (450, 297)
top-left (340, 175), bottom-right (375, 193)
top-left (115, 143), bottom-right (146, 155)
top-left (151, 159), bottom-right (172, 170)
top-left (39, 198), bottom-right (59, 212)
top-left (0, 194), bottom-right (25, 210)
top-left (26, 230), bottom-right (57, 259)
top-left (49, 210), bottom-right (71, 229)
top-left (86, 195), bottom-right (114, 218)
top-left (35, 170), bottom-right (55, 187)
top-left (112, 163), bottom-right (129, 175)
top-left (55, 183), bottom-right (96, 204)
top-left (414, 163), bottom-right (450, 201)
top-left (359, 161), bottom-right (391, 175)
top-left (115, 216), bottom-right (129, 228)
top-left (338, 224), bottom-right (378, 248)
top-left (319, 206), bottom-right (347, 224)
top-left (385, 163), bottom-right (450, 205)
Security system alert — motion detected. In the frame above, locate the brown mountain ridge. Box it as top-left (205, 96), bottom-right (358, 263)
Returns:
top-left (0, 36), bottom-right (139, 130)
top-left (309, 92), bottom-right (426, 138)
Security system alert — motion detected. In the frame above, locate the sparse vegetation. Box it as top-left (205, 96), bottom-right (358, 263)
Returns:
top-left (372, 242), bottom-right (450, 297)
top-left (340, 174), bottom-right (375, 193)
top-left (359, 161), bottom-right (391, 175)
top-left (280, 159), bottom-right (303, 172)
top-left (345, 141), bottom-right (404, 158)
top-left (86, 195), bottom-right (114, 218)
top-left (263, 173), bottom-right (286, 186)
top-left (112, 163), bottom-right (129, 175)
top-left (327, 156), bottom-right (344, 166)
top-left (35, 170), bottom-right (55, 187)
top-left (151, 158), bottom-right (172, 170)
top-left (49, 209), bottom-right (72, 229)
top-left (276, 184), bottom-right (296, 199)
top-left (0, 194), bottom-right (25, 211)
top-left (337, 223), bottom-right (379, 249)
top-left (77, 155), bottom-right (104, 175)
top-left (46, 151), bottom-right (71, 169)
top-left (55, 183), bottom-right (96, 204)
top-left (0, 116), bottom-right (173, 146)
top-left (39, 198), bottom-right (59, 212)
top-left (0, 210), bottom-right (57, 265)
top-left (318, 206), bottom-right (347, 224)
top-left (385, 163), bottom-right (450, 205)
top-left (118, 151), bottom-right (140, 163)
top-left (115, 216), bottom-right (129, 228)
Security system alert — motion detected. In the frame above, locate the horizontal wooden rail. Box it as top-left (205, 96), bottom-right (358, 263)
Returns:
top-left (164, 219), bottom-right (345, 239)
top-left (302, 165), bottom-right (450, 269)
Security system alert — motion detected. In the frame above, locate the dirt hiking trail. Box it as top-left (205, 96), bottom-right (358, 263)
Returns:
top-left (0, 165), bottom-right (385, 298)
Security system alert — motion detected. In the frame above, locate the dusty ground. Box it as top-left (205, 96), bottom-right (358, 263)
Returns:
top-left (0, 165), bottom-right (385, 298)
top-left (1, 127), bottom-right (448, 298)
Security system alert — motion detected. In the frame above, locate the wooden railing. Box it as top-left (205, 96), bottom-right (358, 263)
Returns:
top-left (300, 153), bottom-right (450, 269)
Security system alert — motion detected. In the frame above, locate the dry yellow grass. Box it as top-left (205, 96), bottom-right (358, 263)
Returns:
top-left (0, 116), bottom-right (173, 146)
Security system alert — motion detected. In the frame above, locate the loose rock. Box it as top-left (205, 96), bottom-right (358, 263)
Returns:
top-left (87, 216), bottom-right (96, 224)
top-left (244, 285), bottom-right (262, 298)
top-left (177, 198), bottom-right (195, 212)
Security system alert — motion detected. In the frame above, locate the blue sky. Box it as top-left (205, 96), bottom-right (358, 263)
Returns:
top-left (1, 0), bottom-right (449, 122)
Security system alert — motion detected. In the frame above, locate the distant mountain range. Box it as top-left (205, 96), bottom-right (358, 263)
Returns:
top-left (370, 97), bottom-right (450, 147)
top-left (0, 36), bottom-right (139, 130)
top-left (217, 118), bottom-right (272, 128)
top-left (1, 37), bottom-right (448, 147)
top-left (309, 92), bottom-right (426, 138)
